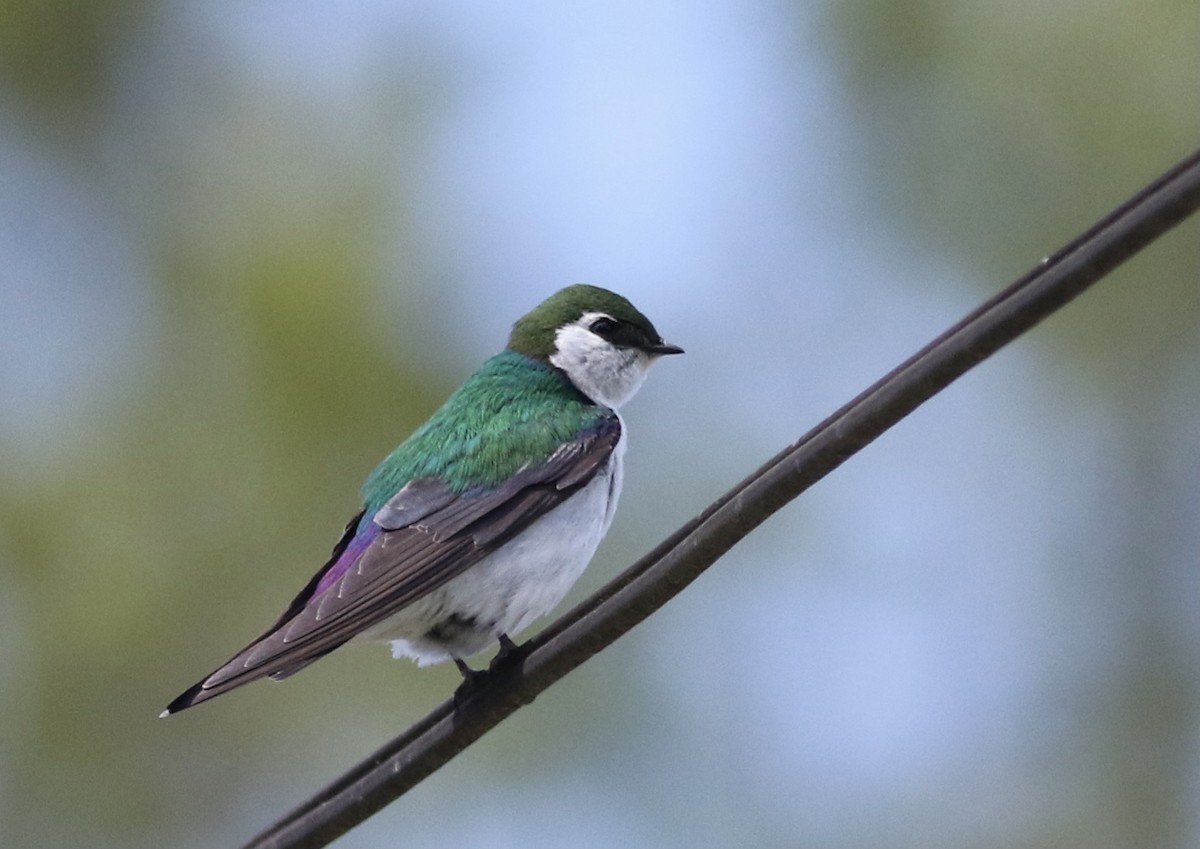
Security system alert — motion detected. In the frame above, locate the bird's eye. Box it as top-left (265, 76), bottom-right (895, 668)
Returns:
top-left (589, 317), bottom-right (618, 337)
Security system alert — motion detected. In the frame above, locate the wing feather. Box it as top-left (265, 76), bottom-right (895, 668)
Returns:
top-left (164, 415), bottom-right (620, 713)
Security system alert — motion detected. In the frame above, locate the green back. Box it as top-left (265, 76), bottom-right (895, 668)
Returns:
top-left (361, 350), bottom-right (607, 511)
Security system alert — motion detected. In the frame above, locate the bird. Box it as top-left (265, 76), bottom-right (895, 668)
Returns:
top-left (163, 284), bottom-right (682, 715)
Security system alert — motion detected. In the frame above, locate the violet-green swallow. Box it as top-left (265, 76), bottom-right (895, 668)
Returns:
top-left (163, 284), bottom-right (681, 715)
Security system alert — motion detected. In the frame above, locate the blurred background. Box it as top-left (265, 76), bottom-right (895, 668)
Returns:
top-left (1, 1), bottom-right (1197, 847)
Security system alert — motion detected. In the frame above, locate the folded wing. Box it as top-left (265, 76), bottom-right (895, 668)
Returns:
top-left (164, 415), bottom-right (619, 714)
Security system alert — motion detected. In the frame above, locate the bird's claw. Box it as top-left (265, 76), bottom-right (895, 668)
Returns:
top-left (452, 634), bottom-right (527, 711)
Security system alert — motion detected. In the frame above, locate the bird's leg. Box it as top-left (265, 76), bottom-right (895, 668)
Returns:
top-left (452, 656), bottom-right (485, 710)
top-left (490, 633), bottom-right (526, 670)
top-left (452, 635), bottom-right (527, 712)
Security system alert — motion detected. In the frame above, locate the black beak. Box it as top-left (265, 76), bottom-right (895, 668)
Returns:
top-left (642, 340), bottom-right (685, 356)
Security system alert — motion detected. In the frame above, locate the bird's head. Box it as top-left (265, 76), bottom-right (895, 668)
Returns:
top-left (508, 284), bottom-right (683, 408)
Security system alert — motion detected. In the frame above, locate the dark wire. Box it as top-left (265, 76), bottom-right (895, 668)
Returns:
top-left (241, 146), bottom-right (1200, 849)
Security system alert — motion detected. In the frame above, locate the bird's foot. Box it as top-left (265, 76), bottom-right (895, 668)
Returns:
top-left (452, 634), bottom-right (527, 711)
top-left (491, 633), bottom-right (526, 670)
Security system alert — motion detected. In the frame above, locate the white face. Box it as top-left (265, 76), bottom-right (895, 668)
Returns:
top-left (549, 311), bottom-right (655, 409)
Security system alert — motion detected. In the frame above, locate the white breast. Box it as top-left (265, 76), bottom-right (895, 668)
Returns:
top-left (359, 420), bottom-right (627, 665)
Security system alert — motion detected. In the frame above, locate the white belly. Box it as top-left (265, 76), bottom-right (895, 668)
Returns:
top-left (360, 425), bottom-right (625, 665)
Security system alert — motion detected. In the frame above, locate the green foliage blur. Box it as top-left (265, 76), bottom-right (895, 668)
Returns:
top-left (0, 2), bottom-right (451, 844)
